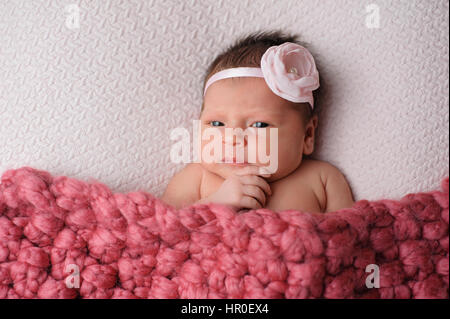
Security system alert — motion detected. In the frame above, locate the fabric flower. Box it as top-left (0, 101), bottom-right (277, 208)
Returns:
top-left (260, 42), bottom-right (320, 108)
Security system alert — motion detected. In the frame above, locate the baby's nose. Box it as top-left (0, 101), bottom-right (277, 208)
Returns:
top-left (223, 129), bottom-right (247, 146)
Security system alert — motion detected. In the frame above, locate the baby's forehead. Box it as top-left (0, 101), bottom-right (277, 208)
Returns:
top-left (203, 95), bottom-right (298, 115)
top-left (202, 77), bottom-right (305, 117)
top-left (203, 101), bottom-right (286, 116)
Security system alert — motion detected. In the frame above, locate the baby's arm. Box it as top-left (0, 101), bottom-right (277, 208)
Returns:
top-left (160, 163), bottom-right (203, 209)
top-left (321, 163), bottom-right (355, 213)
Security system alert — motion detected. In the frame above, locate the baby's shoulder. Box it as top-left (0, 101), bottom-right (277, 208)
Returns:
top-left (299, 158), bottom-right (328, 178)
top-left (181, 162), bottom-right (204, 178)
top-left (161, 162), bottom-right (204, 209)
top-left (295, 159), bottom-right (344, 200)
top-left (301, 158), bottom-right (340, 180)
top-left (167, 162), bottom-right (204, 186)
top-left (302, 159), bottom-right (338, 176)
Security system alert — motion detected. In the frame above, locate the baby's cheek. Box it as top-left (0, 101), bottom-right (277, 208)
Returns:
top-left (199, 127), bottom-right (224, 163)
top-left (250, 129), bottom-right (277, 166)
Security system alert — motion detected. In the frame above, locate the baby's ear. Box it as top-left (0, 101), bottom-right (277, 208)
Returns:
top-left (303, 133), bottom-right (315, 155)
top-left (303, 115), bottom-right (318, 155)
top-left (310, 114), bottom-right (319, 129)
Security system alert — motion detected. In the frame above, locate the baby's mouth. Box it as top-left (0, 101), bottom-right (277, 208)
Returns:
top-left (221, 156), bottom-right (249, 165)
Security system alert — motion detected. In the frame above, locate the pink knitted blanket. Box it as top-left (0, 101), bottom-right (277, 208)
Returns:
top-left (0, 167), bottom-right (448, 299)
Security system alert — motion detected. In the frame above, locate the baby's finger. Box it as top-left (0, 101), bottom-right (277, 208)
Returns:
top-left (234, 165), bottom-right (272, 177)
top-left (242, 185), bottom-right (266, 207)
top-left (240, 195), bottom-right (263, 210)
top-left (240, 175), bottom-right (272, 197)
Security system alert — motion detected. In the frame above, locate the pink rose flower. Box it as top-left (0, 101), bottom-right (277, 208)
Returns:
top-left (260, 42), bottom-right (320, 108)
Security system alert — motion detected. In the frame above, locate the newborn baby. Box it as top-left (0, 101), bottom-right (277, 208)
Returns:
top-left (162, 31), bottom-right (354, 213)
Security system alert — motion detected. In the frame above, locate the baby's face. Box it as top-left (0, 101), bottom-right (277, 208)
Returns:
top-left (199, 77), bottom-right (312, 182)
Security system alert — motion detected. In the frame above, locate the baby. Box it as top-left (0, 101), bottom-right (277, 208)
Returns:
top-left (162, 31), bottom-right (354, 213)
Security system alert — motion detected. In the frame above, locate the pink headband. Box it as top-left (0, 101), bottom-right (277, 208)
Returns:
top-left (203, 42), bottom-right (320, 109)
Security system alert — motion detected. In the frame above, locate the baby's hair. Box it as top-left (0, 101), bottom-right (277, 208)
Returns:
top-left (201, 30), bottom-right (321, 126)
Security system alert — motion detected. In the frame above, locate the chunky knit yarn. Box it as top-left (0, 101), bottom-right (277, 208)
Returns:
top-left (0, 167), bottom-right (448, 299)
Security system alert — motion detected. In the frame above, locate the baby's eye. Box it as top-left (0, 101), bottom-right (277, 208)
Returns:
top-left (210, 121), bottom-right (224, 127)
top-left (251, 122), bottom-right (269, 128)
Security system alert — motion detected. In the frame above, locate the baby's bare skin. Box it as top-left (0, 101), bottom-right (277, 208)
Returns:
top-left (162, 159), bottom-right (354, 213)
top-left (200, 159), bottom-right (325, 212)
top-left (162, 77), bottom-right (355, 213)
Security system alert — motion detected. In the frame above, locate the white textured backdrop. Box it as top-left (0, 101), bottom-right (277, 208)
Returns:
top-left (0, 0), bottom-right (448, 202)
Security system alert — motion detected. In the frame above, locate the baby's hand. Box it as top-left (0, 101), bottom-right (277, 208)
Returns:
top-left (202, 166), bottom-right (272, 210)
